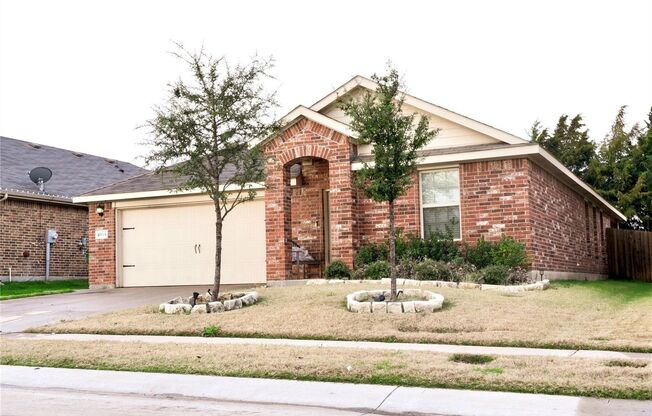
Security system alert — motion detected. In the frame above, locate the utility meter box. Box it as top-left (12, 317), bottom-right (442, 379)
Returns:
top-left (47, 229), bottom-right (58, 244)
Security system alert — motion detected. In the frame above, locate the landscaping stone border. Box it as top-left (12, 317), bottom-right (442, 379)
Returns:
top-left (159, 291), bottom-right (259, 315)
top-left (346, 289), bottom-right (444, 314)
top-left (307, 278), bottom-right (550, 293)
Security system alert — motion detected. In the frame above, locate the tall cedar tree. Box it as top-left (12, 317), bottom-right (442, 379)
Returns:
top-left (340, 68), bottom-right (438, 299)
top-left (588, 106), bottom-right (641, 226)
top-left (145, 46), bottom-right (279, 299)
top-left (530, 114), bottom-right (595, 180)
top-left (629, 109), bottom-right (652, 229)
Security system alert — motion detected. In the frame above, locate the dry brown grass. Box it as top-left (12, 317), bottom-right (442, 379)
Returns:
top-left (1, 339), bottom-right (650, 399)
top-left (32, 281), bottom-right (652, 352)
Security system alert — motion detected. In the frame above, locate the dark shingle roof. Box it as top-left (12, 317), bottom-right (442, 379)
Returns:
top-left (0, 136), bottom-right (148, 202)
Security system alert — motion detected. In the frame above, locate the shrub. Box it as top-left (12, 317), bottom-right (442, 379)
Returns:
top-left (423, 231), bottom-right (460, 262)
top-left (396, 257), bottom-right (419, 280)
top-left (354, 243), bottom-right (387, 267)
top-left (414, 259), bottom-right (452, 281)
top-left (365, 260), bottom-right (391, 280)
top-left (506, 267), bottom-right (530, 285)
top-left (449, 354), bottom-right (495, 364)
top-left (464, 236), bottom-right (494, 269)
top-left (325, 260), bottom-right (352, 279)
top-left (396, 233), bottom-right (427, 261)
top-left (474, 265), bottom-right (512, 285)
top-left (492, 235), bottom-right (529, 268)
top-left (448, 257), bottom-right (477, 282)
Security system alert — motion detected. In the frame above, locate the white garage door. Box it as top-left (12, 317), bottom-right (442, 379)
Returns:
top-left (120, 200), bottom-right (265, 287)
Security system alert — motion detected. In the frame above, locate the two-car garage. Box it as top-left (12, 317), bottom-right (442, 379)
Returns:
top-left (113, 194), bottom-right (266, 287)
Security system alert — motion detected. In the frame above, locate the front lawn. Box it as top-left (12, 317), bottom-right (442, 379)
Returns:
top-left (0, 279), bottom-right (88, 300)
top-left (2, 339), bottom-right (650, 400)
top-left (32, 280), bottom-right (652, 352)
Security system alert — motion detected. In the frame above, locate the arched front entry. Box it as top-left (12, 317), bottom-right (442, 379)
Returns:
top-left (264, 119), bottom-right (356, 280)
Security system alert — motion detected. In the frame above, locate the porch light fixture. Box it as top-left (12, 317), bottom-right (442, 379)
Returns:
top-left (538, 269), bottom-right (545, 281)
top-left (96, 204), bottom-right (105, 217)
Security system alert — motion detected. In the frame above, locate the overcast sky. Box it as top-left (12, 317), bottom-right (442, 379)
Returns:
top-left (1, 0), bottom-right (650, 167)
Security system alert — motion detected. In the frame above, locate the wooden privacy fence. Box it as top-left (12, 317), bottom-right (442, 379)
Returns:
top-left (606, 228), bottom-right (652, 282)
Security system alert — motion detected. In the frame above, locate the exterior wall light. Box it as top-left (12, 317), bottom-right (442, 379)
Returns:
top-left (96, 204), bottom-right (105, 216)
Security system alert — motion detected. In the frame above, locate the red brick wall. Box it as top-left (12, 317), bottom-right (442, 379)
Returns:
top-left (459, 159), bottom-right (532, 247)
top-left (87, 202), bottom-right (116, 288)
top-left (356, 172), bottom-right (421, 245)
top-left (528, 161), bottom-right (613, 275)
top-left (0, 198), bottom-right (88, 279)
top-left (264, 118), bottom-right (356, 280)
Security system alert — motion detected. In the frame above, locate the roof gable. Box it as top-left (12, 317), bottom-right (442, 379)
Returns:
top-left (310, 75), bottom-right (530, 146)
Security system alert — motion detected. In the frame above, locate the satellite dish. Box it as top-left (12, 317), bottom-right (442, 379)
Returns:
top-left (29, 167), bottom-right (53, 192)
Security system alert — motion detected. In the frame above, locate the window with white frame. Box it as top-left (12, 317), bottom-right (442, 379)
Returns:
top-left (420, 169), bottom-right (461, 239)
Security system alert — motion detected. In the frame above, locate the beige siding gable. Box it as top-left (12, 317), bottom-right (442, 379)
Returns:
top-left (320, 99), bottom-right (501, 156)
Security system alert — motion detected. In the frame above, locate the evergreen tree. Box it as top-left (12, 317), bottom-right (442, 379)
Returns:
top-left (145, 45), bottom-right (279, 299)
top-left (625, 108), bottom-right (652, 229)
top-left (340, 67), bottom-right (438, 300)
top-left (587, 106), bottom-right (641, 226)
top-left (530, 114), bottom-right (595, 180)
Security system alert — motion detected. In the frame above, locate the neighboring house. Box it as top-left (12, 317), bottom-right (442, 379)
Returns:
top-left (73, 76), bottom-right (625, 288)
top-left (0, 136), bottom-right (147, 281)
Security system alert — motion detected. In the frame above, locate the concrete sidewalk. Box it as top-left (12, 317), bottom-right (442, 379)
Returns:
top-left (2, 365), bottom-right (649, 416)
top-left (6, 332), bottom-right (652, 360)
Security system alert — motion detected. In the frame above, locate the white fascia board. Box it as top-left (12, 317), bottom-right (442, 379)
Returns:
top-left (253, 106), bottom-right (357, 147)
top-left (72, 182), bottom-right (265, 204)
top-left (351, 144), bottom-right (540, 171)
top-left (311, 75), bottom-right (529, 146)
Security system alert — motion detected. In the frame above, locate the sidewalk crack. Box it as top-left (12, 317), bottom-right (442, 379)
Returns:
top-left (361, 385), bottom-right (399, 415)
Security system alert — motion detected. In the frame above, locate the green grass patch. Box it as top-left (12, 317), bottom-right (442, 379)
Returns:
top-left (449, 354), bottom-right (495, 364)
top-left (552, 280), bottom-right (652, 304)
top-left (474, 367), bottom-right (504, 375)
top-left (202, 325), bottom-right (221, 337)
top-left (0, 279), bottom-right (88, 300)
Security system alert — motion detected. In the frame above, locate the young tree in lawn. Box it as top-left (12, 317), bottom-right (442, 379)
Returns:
top-left (144, 45), bottom-right (279, 299)
top-left (340, 67), bottom-right (438, 300)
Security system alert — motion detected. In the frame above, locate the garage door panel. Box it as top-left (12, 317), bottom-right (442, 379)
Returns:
top-left (119, 200), bottom-right (265, 287)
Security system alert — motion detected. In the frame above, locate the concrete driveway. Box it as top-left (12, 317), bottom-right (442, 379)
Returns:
top-left (0, 286), bottom-right (210, 333)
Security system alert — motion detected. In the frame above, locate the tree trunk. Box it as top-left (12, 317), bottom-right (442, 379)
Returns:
top-left (212, 206), bottom-right (223, 301)
top-left (388, 199), bottom-right (397, 300)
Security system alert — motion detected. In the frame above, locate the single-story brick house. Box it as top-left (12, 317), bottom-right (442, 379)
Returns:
top-left (73, 76), bottom-right (625, 288)
top-left (0, 136), bottom-right (147, 281)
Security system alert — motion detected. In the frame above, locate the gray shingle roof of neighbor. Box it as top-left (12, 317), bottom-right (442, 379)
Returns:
top-left (81, 163), bottom-right (244, 196)
top-left (0, 136), bottom-right (148, 202)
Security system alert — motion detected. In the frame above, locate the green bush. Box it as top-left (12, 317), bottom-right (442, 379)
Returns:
top-left (423, 231), bottom-right (460, 262)
top-left (474, 265), bottom-right (511, 285)
top-left (414, 259), bottom-right (452, 281)
top-left (492, 235), bottom-right (529, 268)
top-left (396, 233), bottom-right (426, 260)
top-left (325, 260), bottom-right (352, 279)
top-left (365, 260), bottom-right (391, 280)
top-left (396, 257), bottom-right (419, 280)
top-left (202, 325), bottom-right (221, 337)
top-left (448, 257), bottom-right (477, 282)
top-left (354, 243), bottom-right (387, 267)
top-left (464, 236), bottom-right (494, 269)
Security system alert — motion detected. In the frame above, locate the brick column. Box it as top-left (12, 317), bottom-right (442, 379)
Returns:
top-left (265, 157), bottom-right (292, 280)
top-left (328, 159), bottom-right (356, 268)
top-left (88, 202), bottom-right (116, 288)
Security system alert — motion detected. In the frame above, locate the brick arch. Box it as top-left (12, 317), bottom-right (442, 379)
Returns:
top-left (263, 118), bottom-right (356, 280)
top-left (278, 145), bottom-right (332, 166)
